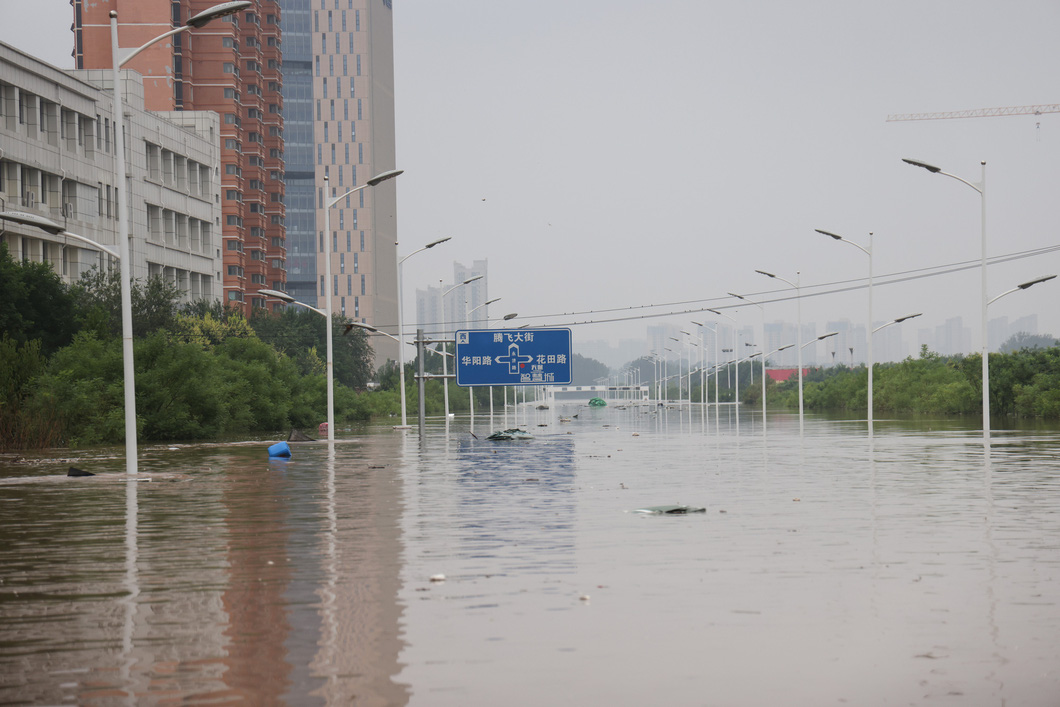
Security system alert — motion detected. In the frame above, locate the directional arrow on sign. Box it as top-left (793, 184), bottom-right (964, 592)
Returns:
top-left (495, 343), bottom-right (534, 374)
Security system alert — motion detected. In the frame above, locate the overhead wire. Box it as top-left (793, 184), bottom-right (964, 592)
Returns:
top-left (401, 243), bottom-right (1060, 336)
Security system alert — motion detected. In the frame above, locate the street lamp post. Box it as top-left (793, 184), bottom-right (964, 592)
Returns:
top-left (487, 312), bottom-right (518, 420)
top-left (669, 336), bottom-right (685, 404)
top-left (93, 1), bottom-right (253, 475)
top-left (692, 321), bottom-right (719, 409)
top-left (259, 288), bottom-right (333, 435)
top-left (983, 276), bottom-right (1055, 442)
top-left (760, 343), bottom-right (794, 433)
top-left (728, 293), bottom-right (767, 429)
top-left (817, 229), bottom-right (873, 432)
top-left (903, 158), bottom-right (987, 441)
top-left (868, 313), bottom-right (923, 437)
top-left (395, 237), bottom-right (450, 429)
top-left (0, 212), bottom-right (120, 260)
top-left (756, 270), bottom-right (803, 434)
top-left (440, 275), bottom-right (483, 420)
top-left (707, 309), bottom-right (739, 407)
top-left (322, 169), bottom-right (403, 442)
top-left (466, 297), bottom-right (500, 426)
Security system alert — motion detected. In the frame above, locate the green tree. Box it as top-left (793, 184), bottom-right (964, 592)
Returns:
top-left (571, 353), bottom-right (609, 386)
top-left (249, 307), bottom-right (373, 389)
top-left (71, 267), bottom-right (182, 338)
top-left (0, 243), bottom-right (78, 356)
top-left (1000, 331), bottom-right (1057, 353)
top-left (0, 335), bottom-right (61, 450)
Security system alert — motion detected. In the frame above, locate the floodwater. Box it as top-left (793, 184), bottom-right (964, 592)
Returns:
top-left (1, 404), bottom-right (1059, 706)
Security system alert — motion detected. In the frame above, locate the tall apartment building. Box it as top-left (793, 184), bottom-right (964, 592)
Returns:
top-left (416, 261), bottom-right (490, 339)
top-left (74, 0), bottom-right (287, 316)
top-left (0, 41), bottom-right (220, 299)
top-left (278, 0), bottom-right (399, 363)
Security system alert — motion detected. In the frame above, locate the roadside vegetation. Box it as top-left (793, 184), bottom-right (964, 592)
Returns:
top-left (627, 338), bottom-right (1060, 419)
top-left (2, 243), bottom-right (406, 450)
top-left (4, 244), bottom-right (1059, 450)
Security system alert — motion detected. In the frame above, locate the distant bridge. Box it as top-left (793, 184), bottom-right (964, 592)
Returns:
top-left (548, 385), bottom-right (649, 402)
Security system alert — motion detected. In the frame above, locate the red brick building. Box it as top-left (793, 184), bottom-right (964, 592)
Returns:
top-left (74, 0), bottom-right (286, 315)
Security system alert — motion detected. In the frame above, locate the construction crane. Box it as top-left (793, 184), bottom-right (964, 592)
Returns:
top-left (886, 104), bottom-right (1060, 122)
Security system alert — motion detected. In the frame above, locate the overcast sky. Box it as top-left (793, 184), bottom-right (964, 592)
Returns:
top-left (4, 0), bottom-right (1059, 357)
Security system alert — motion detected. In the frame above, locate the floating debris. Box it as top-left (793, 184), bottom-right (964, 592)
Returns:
top-left (633, 505), bottom-right (707, 515)
top-left (267, 441), bottom-right (292, 458)
top-left (288, 428), bottom-right (315, 442)
top-left (486, 428), bottom-right (534, 441)
top-left (588, 397), bottom-right (607, 407)
top-left (429, 574), bottom-right (446, 583)
top-left (67, 467), bottom-right (94, 478)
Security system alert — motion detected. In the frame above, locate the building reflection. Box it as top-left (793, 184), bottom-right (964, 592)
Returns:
top-left (214, 436), bottom-right (409, 705)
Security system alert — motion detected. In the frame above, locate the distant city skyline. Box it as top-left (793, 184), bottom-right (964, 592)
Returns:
top-left (574, 314), bottom-right (1043, 371)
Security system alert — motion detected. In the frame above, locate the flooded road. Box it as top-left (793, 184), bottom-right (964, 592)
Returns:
top-left (2, 405), bottom-right (1059, 705)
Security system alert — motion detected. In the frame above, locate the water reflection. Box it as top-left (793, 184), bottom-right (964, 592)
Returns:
top-left (0, 436), bottom-right (408, 705)
top-left (2, 409), bottom-right (1059, 704)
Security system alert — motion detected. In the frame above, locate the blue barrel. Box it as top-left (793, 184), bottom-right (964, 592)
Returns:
top-left (268, 441), bottom-right (292, 458)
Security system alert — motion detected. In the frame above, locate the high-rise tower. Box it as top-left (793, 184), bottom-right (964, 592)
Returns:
top-left (280, 0), bottom-right (399, 362)
top-left (74, 0), bottom-right (287, 316)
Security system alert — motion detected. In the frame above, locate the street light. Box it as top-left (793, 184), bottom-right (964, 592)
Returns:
top-left (756, 269), bottom-right (804, 434)
top-left (868, 313), bottom-right (922, 436)
top-left (729, 292), bottom-right (769, 428)
top-left (983, 276), bottom-right (1055, 441)
top-left (817, 229), bottom-right (874, 434)
top-left (903, 157), bottom-right (987, 442)
top-left (322, 169), bottom-right (404, 442)
top-left (0, 212), bottom-right (121, 260)
top-left (692, 321), bottom-right (719, 410)
top-left (441, 274), bottom-right (483, 419)
top-left (259, 288), bottom-right (335, 434)
top-left (259, 288), bottom-right (324, 314)
top-left (465, 297), bottom-right (500, 423)
top-left (95, 1), bottom-right (254, 475)
top-left (707, 308), bottom-right (740, 407)
top-left (395, 236), bottom-right (450, 429)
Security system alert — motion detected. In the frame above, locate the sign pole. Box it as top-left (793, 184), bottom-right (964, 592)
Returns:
top-left (416, 328), bottom-right (426, 438)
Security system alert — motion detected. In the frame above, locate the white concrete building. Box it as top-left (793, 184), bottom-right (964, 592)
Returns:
top-left (0, 41), bottom-right (221, 303)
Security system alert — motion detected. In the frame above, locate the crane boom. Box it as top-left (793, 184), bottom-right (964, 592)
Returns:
top-left (886, 104), bottom-right (1060, 122)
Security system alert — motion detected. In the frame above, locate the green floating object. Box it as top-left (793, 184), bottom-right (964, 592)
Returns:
top-left (634, 505), bottom-right (707, 515)
top-left (486, 428), bottom-right (534, 441)
top-left (588, 397), bottom-right (607, 407)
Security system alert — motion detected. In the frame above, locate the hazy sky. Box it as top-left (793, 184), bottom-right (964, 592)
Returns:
top-left (5, 0), bottom-right (1059, 356)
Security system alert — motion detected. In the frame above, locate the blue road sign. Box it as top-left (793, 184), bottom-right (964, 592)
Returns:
top-left (455, 328), bottom-right (573, 387)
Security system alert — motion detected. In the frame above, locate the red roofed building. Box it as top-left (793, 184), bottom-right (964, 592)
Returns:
top-left (765, 368), bottom-right (809, 383)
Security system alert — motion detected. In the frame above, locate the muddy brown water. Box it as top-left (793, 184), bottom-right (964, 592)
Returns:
top-left (2, 405), bottom-right (1058, 705)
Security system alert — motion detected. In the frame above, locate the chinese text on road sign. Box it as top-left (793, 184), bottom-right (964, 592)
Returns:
top-left (454, 328), bottom-right (573, 387)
